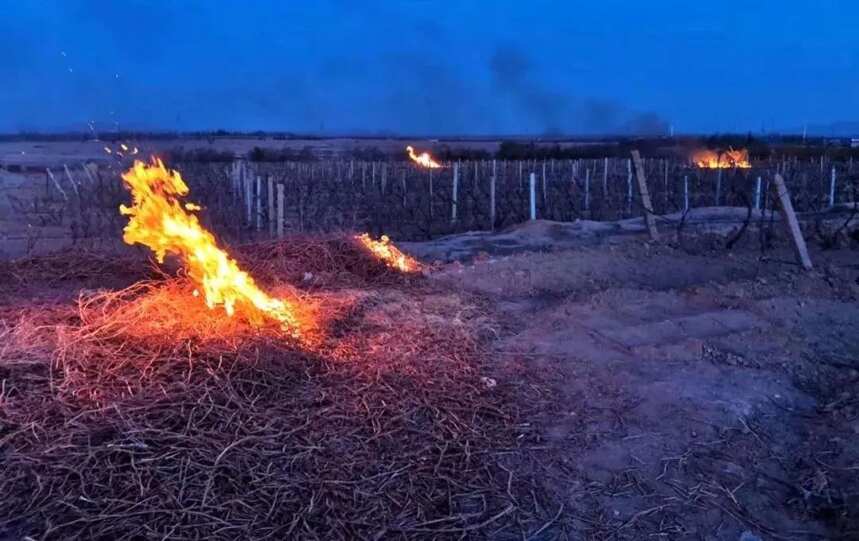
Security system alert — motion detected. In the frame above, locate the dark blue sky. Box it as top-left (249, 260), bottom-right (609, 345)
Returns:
top-left (3, 0), bottom-right (857, 135)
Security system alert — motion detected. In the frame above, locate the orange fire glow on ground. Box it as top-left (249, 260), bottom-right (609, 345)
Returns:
top-left (692, 148), bottom-right (752, 169)
top-left (406, 145), bottom-right (442, 168)
top-left (119, 158), bottom-right (301, 334)
top-left (356, 233), bottom-right (421, 273)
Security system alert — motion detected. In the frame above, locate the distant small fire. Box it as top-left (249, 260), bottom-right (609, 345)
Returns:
top-left (120, 158), bottom-right (301, 333)
top-left (692, 148), bottom-right (751, 169)
top-left (406, 145), bottom-right (442, 169)
top-left (357, 234), bottom-right (420, 273)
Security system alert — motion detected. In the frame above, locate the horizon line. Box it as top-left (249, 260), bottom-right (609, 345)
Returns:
top-left (0, 130), bottom-right (854, 141)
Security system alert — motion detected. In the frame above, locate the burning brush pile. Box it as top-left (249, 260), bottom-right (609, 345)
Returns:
top-left (691, 147), bottom-right (752, 169)
top-left (0, 159), bottom-right (557, 539)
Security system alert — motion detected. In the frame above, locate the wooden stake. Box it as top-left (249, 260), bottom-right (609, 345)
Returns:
top-left (267, 176), bottom-right (275, 236)
top-left (683, 175), bottom-right (689, 212)
top-left (715, 168), bottom-right (722, 206)
top-left (529, 172), bottom-right (536, 220)
top-left (631, 150), bottom-right (659, 241)
top-left (764, 178), bottom-right (770, 210)
top-left (81, 163), bottom-right (98, 185)
top-left (230, 161), bottom-right (238, 195)
top-left (663, 159), bottom-right (668, 208)
top-left (244, 176), bottom-right (253, 226)
top-left (603, 157), bottom-right (608, 196)
top-left (773, 173), bottom-right (812, 271)
top-left (428, 168), bottom-right (434, 219)
top-left (255, 175), bottom-right (262, 231)
top-left (451, 162), bottom-right (459, 223)
top-left (626, 159), bottom-right (633, 214)
top-left (490, 167), bottom-right (496, 230)
top-left (542, 161), bottom-right (547, 207)
top-left (228, 162), bottom-right (236, 194)
top-left (276, 183), bottom-right (285, 238)
top-left (829, 166), bottom-right (837, 207)
top-left (46, 168), bottom-right (68, 201)
top-left (754, 176), bottom-right (762, 210)
top-left (584, 167), bottom-right (590, 211)
top-left (63, 164), bottom-right (80, 198)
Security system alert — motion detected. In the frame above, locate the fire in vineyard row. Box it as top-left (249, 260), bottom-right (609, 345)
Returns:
top-left (692, 148), bottom-right (752, 169)
top-left (406, 145), bottom-right (442, 168)
top-left (119, 158), bottom-right (418, 335)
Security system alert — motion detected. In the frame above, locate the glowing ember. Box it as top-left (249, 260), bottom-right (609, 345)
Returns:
top-left (119, 158), bottom-right (300, 333)
top-left (406, 145), bottom-right (442, 169)
top-left (105, 144), bottom-right (139, 157)
top-left (356, 233), bottom-right (420, 273)
top-left (693, 148), bottom-right (751, 169)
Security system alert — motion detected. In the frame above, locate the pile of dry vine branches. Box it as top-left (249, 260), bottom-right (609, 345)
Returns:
top-left (0, 235), bottom-right (561, 539)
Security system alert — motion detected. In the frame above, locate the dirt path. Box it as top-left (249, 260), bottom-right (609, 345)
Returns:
top-left (430, 235), bottom-right (859, 539)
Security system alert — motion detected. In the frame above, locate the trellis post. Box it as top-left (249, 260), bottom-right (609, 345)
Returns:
top-left (490, 161), bottom-right (496, 230)
top-left (267, 175), bottom-right (275, 236)
top-left (276, 183), bottom-right (285, 238)
top-left (754, 176), bottom-right (762, 210)
top-left (715, 168), bottom-right (722, 206)
top-left (529, 172), bottom-right (537, 220)
top-left (626, 159), bottom-right (633, 214)
top-left (255, 175), bottom-right (262, 231)
top-left (603, 157), bottom-right (609, 196)
top-left (451, 162), bottom-right (459, 224)
top-left (829, 166), bottom-right (837, 207)
top-left (773, 173), bottom-right (812, 271)
top-left (542, 161), bottom-right (547, 208)
top-left (584, 167), bottom-right (590, 211)
top-left (428, 168), bottom-right (434, 219)
top-left (244, 175), bottom-right (253, 226)
top-left (684, 175), bottom-right (689, 212)
top-left (631, 150), bottom-right (659, 241)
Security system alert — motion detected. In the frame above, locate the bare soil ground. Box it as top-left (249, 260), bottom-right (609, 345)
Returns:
top-left (424, 225), bottom-right (859, 539)
top-left (1, 222), bottom-right (857, 539)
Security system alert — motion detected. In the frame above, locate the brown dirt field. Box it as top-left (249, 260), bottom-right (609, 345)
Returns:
top-left (427, 227), bottom-right (859, 539)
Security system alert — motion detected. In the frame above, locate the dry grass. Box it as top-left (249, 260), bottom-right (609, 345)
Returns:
top-left (0, 236), bottom-right (559, 540)
top-left (236, 233), bottom-right (427, 289)
top-left (0, 248), bottom-right (153, 288)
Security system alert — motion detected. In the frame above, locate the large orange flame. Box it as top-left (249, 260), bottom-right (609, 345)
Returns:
top-left (356, 234), bottom-right (420, 273)
top-left (119, 158), bottom-right (300, 333)
top-left (406, 145), bottom-right (442, 169)
top-left (693, 148), bottom-right (751, 169)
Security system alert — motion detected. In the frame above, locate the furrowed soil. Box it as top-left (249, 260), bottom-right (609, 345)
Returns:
top-left (422, 223), bottom-right (859, 539)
